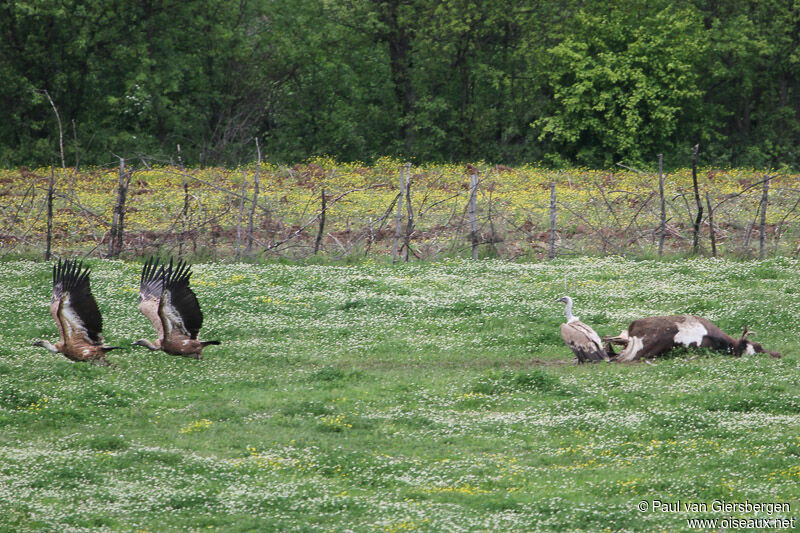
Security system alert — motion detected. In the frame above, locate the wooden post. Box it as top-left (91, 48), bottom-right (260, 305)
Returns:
top-left (403, 163), bottom-right (413, 262)
top-left (45, 165), bottom-right (55, 260)
top-left (235, 169), bottom-right (248, 259)
top-left (177, 144), bottom-right (189, 259)
top-left (759, 176), bottom-right (770, 259)
top-left (246, 138), bottom-right (261, 256)
top-left (691, 144), bottom-right (703, 254)
top-left (109, 157), bottom-right (130, 258)
top-left (658, 154), bottom-right (666, 256)
top-left (469, 170), bottom-right (479, 259)
top-left (706, 192), bottom-right (716, 258)
top-left (315, 188), bottom-right (326, 254)
top-left (392, 167), bottom-right (406, 263)
top-left (549, 181), bottom-right (557, 260)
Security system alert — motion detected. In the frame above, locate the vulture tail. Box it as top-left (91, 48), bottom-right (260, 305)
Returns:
top-left (201, 340), bottom-right (221, 347)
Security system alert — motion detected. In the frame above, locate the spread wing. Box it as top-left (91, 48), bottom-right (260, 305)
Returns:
top-left (160, 259), bottom-right (203, 339)
top-left (53, 259), bottom-right (103, 344)
top-left (139, 257), bottom-right (166, 338)
top-left (139, 256), bottom-right (165, 301)
top-left (50, 262), bottom-right (66, 344)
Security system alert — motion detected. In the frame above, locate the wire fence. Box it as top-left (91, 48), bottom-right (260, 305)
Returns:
top-left (2, 155), bottom-right (800, 262)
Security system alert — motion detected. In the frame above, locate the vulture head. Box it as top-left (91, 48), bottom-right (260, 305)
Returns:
top-left (556, 296), bottom-right (577, 322)
top-left (32, 340), bottom-right (58, 353)
top-left (132, 339), bottom-right (160, 351)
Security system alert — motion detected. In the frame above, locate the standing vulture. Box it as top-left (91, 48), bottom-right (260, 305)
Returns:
top-left (557, 296), bottom-right (610, 363)
top-left (133, 258), bottom-right (220, 359)
top-left (32, 259), bottom-right (119, 365)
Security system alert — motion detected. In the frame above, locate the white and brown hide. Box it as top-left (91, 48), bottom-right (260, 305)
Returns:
top-left (609, 315), bottom-right (781, 362)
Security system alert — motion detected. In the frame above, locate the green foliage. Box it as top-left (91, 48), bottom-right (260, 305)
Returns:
top-left (3, 1), bottom-right (800, 166)
top-left (536, 4), bottom-right (708, 165)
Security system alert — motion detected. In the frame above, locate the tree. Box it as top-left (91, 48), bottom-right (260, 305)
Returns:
top-left (535, 4), bottom-right (708, 166)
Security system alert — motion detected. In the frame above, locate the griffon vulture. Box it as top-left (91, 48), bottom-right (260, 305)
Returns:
top-left (32, 259), bottom-right (119, 365)
top-left (557, 296), bottom-right (610, 363)
top-left (132, 258), bottom-right (220, 359)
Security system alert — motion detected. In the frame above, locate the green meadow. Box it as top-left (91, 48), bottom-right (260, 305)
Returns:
top-left (1, 257), bottom-right (799, 532)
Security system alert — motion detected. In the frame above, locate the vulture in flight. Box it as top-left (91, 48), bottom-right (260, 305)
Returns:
top-left (32, 259), bottom-right (119, 365)
top-left (557, 296), bottom-right (610, 363)
top-left (133, 258), bottom-right (220, 359)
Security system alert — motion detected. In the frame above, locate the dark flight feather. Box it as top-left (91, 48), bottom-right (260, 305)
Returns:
top-left (162, 259), bottom-right (204, 339)
top-left (53, 259), bottom-right (103, 342)
top-left (139, 256), bottom-right (166, 300)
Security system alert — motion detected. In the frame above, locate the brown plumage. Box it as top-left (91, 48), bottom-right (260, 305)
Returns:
top-left (133, 258), bottom-right (220, 359)
top-left (557, 296), bottom-right (610, 363)
top-left (33, 259), bottom-right (119, 365)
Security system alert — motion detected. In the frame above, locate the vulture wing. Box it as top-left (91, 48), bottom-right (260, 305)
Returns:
top-left (139, 256), bottom-right (165, 300)
top-left (138, 257), bottom-right (166, 337)
top-left (50, 263), bottom-right (66, 345)
top-left (53, 259), bottom-right (103, 344)
top-left (160, 260), bottom-right (203, 339)
top-left (561, 321), bottom-right (609, 362)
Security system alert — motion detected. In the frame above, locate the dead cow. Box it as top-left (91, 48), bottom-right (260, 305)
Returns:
top-left (605, 315), bottom-right (781, 362)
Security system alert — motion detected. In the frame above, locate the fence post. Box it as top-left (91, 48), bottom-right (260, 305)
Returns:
top-left (45, 165), bottom-right (55, 260)
top-left (392, 166), bottom-right (406, 263)
top-left (549, 181), bottom-right (557, 260)
top-left (177, 144), bottom-right (190, 259)
top-left (706, 192), bottom-right (716, 257)
top-left (759, 176), bottom-right (770, 259)
top-left (691, 144), bottom-right (702, 254)
top-left (247, 138), bottom-right (261, 256)
top-left (109, 157), bottom-right (130, 258)
top-left (658, 154), bottom-right (666, 256)
top-left (315, 188), bottom-right (326, 254)
top-left (235, 169), bottom-right (248, 259)
top-left (469, 169), bottom-right (479, 259)
top-left (403, 163), bottom-right (413, 262)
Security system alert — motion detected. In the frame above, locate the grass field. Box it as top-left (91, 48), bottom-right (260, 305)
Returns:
top-left (1, 257), bottom-right (799, 531)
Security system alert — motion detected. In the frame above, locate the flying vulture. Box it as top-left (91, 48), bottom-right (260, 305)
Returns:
top-left (32, 259), bottom-right (119, 365)
top-left (557, 296), bottom-right (610, 363)
top-left (133, 258), bottom-right (220, 359)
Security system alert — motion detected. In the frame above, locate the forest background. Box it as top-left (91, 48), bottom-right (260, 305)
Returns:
top-left (2, 0), bottom-right (799, 169)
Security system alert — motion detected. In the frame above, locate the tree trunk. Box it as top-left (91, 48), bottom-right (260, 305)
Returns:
top-left (380, 1), bottom-right (416, 151)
